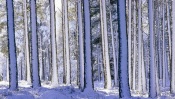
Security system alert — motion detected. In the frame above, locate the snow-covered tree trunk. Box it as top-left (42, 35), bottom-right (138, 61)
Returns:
top-left (166, 1), bottom-right (172, 79)
top-left (148, 0), bottom-right (157, 97)
top-left (6, 0), bottom-right (18, 90)
top-left (110, 9), bottom-right (117, 87)
top-left (77, 0), bottom-right (84, 91)
top-left (171, 0), bottom-right (175, 94)
top-left (41, 43), bottom-right (45, 81)
top-left (157, 6), bottom-right (162, 80)
top-left (39, 34), bottom-right (44, 81)
top-left (39, 34), bottom-right (42, 81)
top-left (99, 0), bottom-right (105, 85)
top-left (23, 0), bottom-right (31, 83)
top-left (50, 0), bottom-right (58, 87)
top-left (6, 57), bottom-right (9, 81)
top-left (137, 0), bottom-right (142, 92)
top-left (137, 0), bottom-right (146, 93)
top-left (61, 0), bottom-right (66, 84)
top-left (97, 45), bottom-right (101, 81)
top-left (63, 0), bottom-right (71, 85)
top-left (128, 0), bottom-right (132, 88)
top-left (162, 0), bottom-right (166, 88)
top-left (100, 0), bottom-right (112, 89)
top-left (117, 0), bottom-right (131, 98)
top-left (141, 43), bottom-right (146, 93)
top-left (30, 0), bottom-right (41, 88)
top-left (162, 1), bottom-right (170, 88)
top-left (83, 0), bottom-right (93, 92)
top-left (132, 0), bottom-right (137, 91)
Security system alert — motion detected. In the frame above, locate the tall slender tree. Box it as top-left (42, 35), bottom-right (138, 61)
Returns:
top-left (128, 0), bottom-right (132, 87)
top-left (171, 0), bottom-right (175, 94)
top-left (30, 0), bottom-right (41, 88)
top-left (148, 0), bottom-right (157, 97)
top-left (137, 0), bottom-right (146, 93)
top-left (117, 0), bottom-right (131, 98)
top-left (162, 0), bottom-right (170, 88)
top-left (50, 0), bottom-right (58, 86)
top-left (6, 0), bottom-right (18, 90)
top-left (109, 5), bottom-right (118, 87)
top-left (77, 0), bottom-right (84, 91)
top-left (132, 0), bottom-right (137, 91)
top-left (23, 0), bottom-right (31, 83)
top-left (83, 0), bottom-right (93, 92)
top-left (63, 0), bottom-right (71, 85)
top-left (100, 0), bottom-right (112, 89)
top-left (166, 0), bottom-right (171, 70)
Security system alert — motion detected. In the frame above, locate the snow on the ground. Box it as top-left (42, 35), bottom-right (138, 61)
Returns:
top-left (1, 80), bottom-right (174, 99)
top-left (0, 81), bottom-right (119, 99)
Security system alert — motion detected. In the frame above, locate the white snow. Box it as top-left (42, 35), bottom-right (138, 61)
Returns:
top-left (0, 81), bottom-right (119, 99)
top-left (0, 81), bottom-right (175, 98)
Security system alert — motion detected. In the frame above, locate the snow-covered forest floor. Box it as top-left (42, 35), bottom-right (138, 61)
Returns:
top-left (0, 81), bottom-right (118, 99)
top-left (0, 81), bottom-right (175, 99)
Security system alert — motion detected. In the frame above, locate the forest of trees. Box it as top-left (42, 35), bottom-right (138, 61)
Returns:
top-left (0, 0), bottom-right (175, 98)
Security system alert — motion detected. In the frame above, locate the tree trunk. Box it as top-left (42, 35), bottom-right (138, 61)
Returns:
top-left (50, 0), bottom-right (58, 86)
top-left (6, 57), bottom-right (9, 81)
top-left (6, 0), bottom-right (18, 90)
top-left (63, 0), bottom-right (71, 85)
top-left (128, 0), bottom-right (132, 88)
top-left (171, 0), bottom-right (175, 94)
top-left (30, 0), bottom-right (41, 88)
top-left (110, 10), bottom-right (117, 87)
top-left (148, 0), bottom-right (157, 97)
top-left (83, 0), bottom-right (93, 92)
top-left (117, 0), bottom-right (131, 98)
top-left (23, 0), bottom-right (31, 83)
top-left (132, 0), bottom-right (137, 91)
top-left (166, 0), bottom-right (171, 62)
top-left (100, 0), bottom-right (112, 89)
top-left (137, 0), bottom-right (142, 92)
top-left (77, 0), bottom-right (84, 91)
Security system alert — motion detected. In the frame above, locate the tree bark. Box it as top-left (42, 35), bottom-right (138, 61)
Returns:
top-left (83, 0), bottom-right (93, 92)
top-left (117, 0), bottom-right (131, 98)
top-left (171, 0), bottom-right (175, 94)
top-left (6, 0), bottom-right (18, 90)
top-left (77, 0), bottom-right (84, 91)
top-left (50, 0), bottom-right (58, 86)
top-left (30, 0), bottom-right (41, 88)
top-left (148, 0), bottom-right (157, 97)
top-left (100, 0), bottom-right (112, 89)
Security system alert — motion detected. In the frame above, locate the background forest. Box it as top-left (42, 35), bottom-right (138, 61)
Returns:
top-left (0, 0), bottom-right (175, 99)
